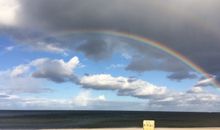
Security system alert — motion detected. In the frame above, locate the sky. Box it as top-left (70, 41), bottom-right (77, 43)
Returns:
top-left (0, 0), bottom-right (220, 111)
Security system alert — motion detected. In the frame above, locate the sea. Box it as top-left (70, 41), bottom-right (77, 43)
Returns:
top-left (0, 110), bottom-right (219, 129)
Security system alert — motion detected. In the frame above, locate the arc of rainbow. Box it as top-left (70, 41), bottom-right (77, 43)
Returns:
top-left (53, 30), bottom-right (219, 88)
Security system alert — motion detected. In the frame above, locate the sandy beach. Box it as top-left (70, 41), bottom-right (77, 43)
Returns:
top-left (41, 128), bottom-right (220, 130)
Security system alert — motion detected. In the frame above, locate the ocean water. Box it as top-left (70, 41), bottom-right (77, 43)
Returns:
top-left (0, 110), bottom-right (219, 129)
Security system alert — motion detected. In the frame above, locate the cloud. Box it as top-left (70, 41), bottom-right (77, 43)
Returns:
top-left (145, 86), bottom-right (220, 112)
top-left (0, 56), bottom-right (80, 94)
top-left (0, 0), bottom-right (19, 26)
top-left (4, 0), bottom-right (220, 83)
top-left (0, 71), bottom-right (220, 111)
top-left (0, 27), bottom-right (67, 54)
top-left (147, 90), bottom-right (220, 112)
top-left (0, 92), bottom-right (144, 110)
top-left (4, 56), bottom-right (219, 111)
top-left (125, 52), bottom-right (197, 80)
top-left (187, 87), bottom-right (204, 94)
top-left (0, 71), bottom-right (52, 94)
top-left (7, 56), bottom-right (80, 83)
top-left (0, 26), bottom-right (198, 81)
top-left (167, 71), bottom-right (197, 81)
top-left (2, 89), bottom-right (219, 111)
top-left (0, 91), bottom-right (144, 110)
top-left (73, 90), bottom-right (106, 106)
top-left (79, 73), bottom-right (220, 111)
top-left (76, 37), bottom-right (115, 60)
top-left (28, 34), bottom-right (200, 80)
top-left (0, 93), bottom-right (10, 98)
top-left (5, 46), bottom-right (15, 51)
top-left (33, 41), bottom-right (65, 53)
top-left (0, 93), bottom-right (22, 109)
top-left (76, 36), bottom-right (198, 81)
top-left (194, 75), bottom-right (216, 87)
top-left (10, 64), bottom-right (30, 77)
top-left (1, 0), bottom-right (203, 81)
top-left (31, 56), bottom-right (79, 83)
top-left (80, 74), bottom-right (169, 99)
top-left (107, 64), bottom-right (125, 70)
top-left (1, 1), bottom-right (192, 78)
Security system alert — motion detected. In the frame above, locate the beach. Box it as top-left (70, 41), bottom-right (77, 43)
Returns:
top-left (41, 128), bottom-right (220, 130)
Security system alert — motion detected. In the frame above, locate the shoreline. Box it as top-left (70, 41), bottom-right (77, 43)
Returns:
top-left (40, 128), bottom-right (220, 130)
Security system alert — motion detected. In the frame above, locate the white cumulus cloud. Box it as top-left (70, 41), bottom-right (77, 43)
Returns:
top-left (73, 91), bottom-right (106, 106)
top-left (0, 0), bottom-right (19, 25)
top-left (34, 41), bottom-right (65, 53)
top-left (31, 56), bottom-right (79, 83)
top-left (10, 64), bottom-right (30, 77)
top-left (80, 74), bottom-right (168, 99)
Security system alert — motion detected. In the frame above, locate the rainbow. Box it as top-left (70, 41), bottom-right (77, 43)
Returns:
top-left (54, 30), bottom-right (219, 87)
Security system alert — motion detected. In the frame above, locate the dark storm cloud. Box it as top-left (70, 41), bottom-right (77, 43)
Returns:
top-left (76, 38), bottom-right (115, 60)
top-left (3, 0), bottom-right (220, 81)
top-left (17, 0), bottom-right (158, 30)
top-left (167, 71), bottom-right (197, 81)
top-left (125, 52), bottom-right (197, 80)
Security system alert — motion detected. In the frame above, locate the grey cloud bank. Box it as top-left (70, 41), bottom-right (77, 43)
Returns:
top-left (2, 0), bottom-right (220, 82)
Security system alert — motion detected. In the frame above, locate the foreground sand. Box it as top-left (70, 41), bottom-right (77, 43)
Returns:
top-left (41, 128), bottom-right (220, 130)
